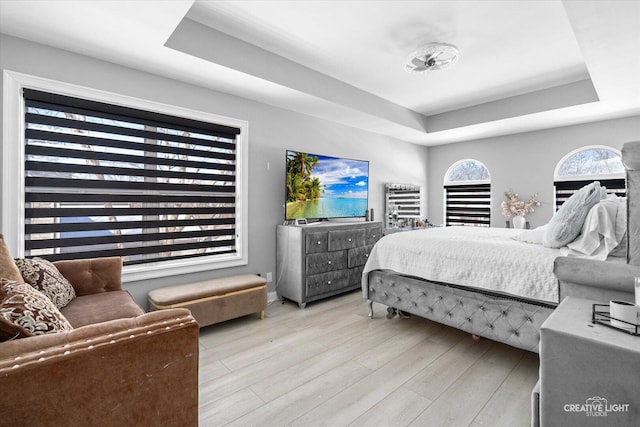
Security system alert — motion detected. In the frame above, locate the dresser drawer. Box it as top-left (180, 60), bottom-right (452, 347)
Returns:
top-left (348, 265), bottom-right (365, 287)
top-left (306, 270), bottom-right (349, 297)
top-left (306, 251), bottom-right (347, 275)
top-left (348, 244), bottom-right (374, 268)
top-left (364, 227), bottom-right (382, 245)
top-left (305, 231), bottom-right (328, 254)
top-left (328, 229), bottom-right (365, 250)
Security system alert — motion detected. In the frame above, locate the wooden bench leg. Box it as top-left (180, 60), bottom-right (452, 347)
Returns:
top-left (259, 310), bottom-right (265, 320)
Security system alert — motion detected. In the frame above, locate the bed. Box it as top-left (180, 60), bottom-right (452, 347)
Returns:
top-left (362, 141), bottom-right (640, 352)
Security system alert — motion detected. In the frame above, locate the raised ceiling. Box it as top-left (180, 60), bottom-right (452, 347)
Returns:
top-left (1, 0), bottom-right (639, 145)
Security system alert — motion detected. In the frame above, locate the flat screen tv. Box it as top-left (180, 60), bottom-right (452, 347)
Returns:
top-left (285, 150), bottom-right (369, 221)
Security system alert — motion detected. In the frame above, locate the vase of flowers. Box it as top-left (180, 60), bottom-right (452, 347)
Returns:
top-left (501, 190), bottom-right (540, 229)
top-left (512, 215), bottom-right (526, 229)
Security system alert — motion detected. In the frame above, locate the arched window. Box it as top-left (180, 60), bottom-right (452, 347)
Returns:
top-left (444, 159), bottom-right (491, 227)
top-left (554, 145), bottom-right (625, 210)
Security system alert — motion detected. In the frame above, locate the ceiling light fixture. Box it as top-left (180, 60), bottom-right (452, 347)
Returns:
top-left (405, 42), bottom-right (459, 73)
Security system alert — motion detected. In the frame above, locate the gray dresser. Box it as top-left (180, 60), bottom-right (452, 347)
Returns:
top-left (276, 221), bottom-right (382, 308)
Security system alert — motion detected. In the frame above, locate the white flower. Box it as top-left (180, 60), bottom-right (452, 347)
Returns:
top-left (501, 190), bottom-right (540, 218)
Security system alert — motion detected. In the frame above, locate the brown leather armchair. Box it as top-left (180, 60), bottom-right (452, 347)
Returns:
top-left (0, 257), bottom-right (199, 426)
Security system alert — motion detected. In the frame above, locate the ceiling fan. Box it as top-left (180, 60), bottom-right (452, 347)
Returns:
top-left (405, 42), bottom-right (459, 73)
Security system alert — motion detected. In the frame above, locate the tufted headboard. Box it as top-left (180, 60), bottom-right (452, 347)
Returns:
top-left (622, 140), bottom-right (640, 266)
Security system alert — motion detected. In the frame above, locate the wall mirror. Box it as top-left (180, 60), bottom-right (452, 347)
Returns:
top-left (385, 183), bottom-right (421, 227)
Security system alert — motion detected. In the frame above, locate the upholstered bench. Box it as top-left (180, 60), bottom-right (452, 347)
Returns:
top-left (148, 274), bottom-right (267, 327)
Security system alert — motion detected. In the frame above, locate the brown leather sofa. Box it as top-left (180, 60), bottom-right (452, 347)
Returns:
top-left (0, 257), bottom-right (199, 426)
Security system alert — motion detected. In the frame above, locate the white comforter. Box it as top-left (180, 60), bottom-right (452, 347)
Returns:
top-left (362, 227), bottom-right (568, 304)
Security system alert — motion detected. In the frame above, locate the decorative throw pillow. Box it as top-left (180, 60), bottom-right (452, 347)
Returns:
top-left (15, 257), bottom-right (76, 309)
top-left (0, 233), bottom-right (23, 283)
top-left (542, 181), bottom-right (606, 248)
top-left (0, 279), bottom-right (73, 341)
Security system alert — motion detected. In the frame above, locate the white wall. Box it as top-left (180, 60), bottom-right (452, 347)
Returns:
top-left (0, 34), bottom-right (429, 307)
top-left (427, 116), bottom-right (640, 228)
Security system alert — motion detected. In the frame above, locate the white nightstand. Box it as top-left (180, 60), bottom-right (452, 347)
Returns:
top-left (537, 297), bottom-right (640, 426)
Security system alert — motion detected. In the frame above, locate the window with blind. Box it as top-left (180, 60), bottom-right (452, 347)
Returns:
top-left (554, 179), bottom-right (626, 210)
top-left (23, 88), bottom-right (243, 268)
top-left (444, 184), bottom-right (491, 226)
top-left (554, 146), bottom-right (625, 210)
top-left (444, 160), bottom-right (491, 227)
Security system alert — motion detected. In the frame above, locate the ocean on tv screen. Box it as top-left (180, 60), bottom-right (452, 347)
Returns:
top-left (286, 197), bottom-right (368, 219)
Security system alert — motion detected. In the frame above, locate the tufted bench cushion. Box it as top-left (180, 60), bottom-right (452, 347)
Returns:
top-left (148, 274), bottom-right (267, 327)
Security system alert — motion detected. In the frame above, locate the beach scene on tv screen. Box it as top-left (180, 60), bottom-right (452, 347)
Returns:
top-left (286, 151), bottom-right (368, 220)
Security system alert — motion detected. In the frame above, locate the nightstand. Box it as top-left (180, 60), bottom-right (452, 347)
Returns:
top-left (536, 297), bottom-right (640, 426)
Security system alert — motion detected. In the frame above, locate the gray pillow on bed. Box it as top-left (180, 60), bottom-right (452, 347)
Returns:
top-left (542, 181), bottom-right (606, 248)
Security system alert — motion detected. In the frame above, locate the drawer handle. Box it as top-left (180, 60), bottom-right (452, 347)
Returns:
top-left (328, 261), bottom-right (332, 265)
top-left (348, 238), bottom-right (352, 242)
top-left (317, 241), bottom-right (321, 245)
top-left (365, 253), bottom-right (369, 258)
top-left (327, 280), bottom-right (332, 285)
top-left (372, 234), bottom-right (376, 238)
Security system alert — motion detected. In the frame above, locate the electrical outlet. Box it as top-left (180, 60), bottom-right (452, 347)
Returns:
top-left (266, 272), bottom-right (273, 283)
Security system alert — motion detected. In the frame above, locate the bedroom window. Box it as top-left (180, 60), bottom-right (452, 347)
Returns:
top-left (4, 73), bottom-right (249, 282)
top-left (554, 146), bottom-right (625, 210)
top-left (444, 159), bottom-right (491, 227)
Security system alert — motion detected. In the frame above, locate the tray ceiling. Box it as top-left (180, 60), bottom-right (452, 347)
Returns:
top-left (1, 0), bottom-right (638, 145)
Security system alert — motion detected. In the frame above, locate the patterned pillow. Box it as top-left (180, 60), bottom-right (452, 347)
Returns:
top-left (15, 257), bottom-right (76, 309)
top-left (0, 279), bottom-right (73, 341)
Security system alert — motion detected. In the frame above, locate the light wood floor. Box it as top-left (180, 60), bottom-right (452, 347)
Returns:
top-left (198, 290), bottom-right (539, 427)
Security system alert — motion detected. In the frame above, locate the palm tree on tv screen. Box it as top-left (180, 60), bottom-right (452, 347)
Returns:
top-left (306, 176), bottom-right (323, 199)
top-left (286, 152), bottom-right (323, 202)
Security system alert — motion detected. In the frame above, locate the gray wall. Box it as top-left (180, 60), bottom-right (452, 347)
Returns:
top-left (0, 34), bottom-right (428, 308)
top-left (427, 116), bottom-right (640, 228)
top-left (3, 33), bottom-right (638, 309)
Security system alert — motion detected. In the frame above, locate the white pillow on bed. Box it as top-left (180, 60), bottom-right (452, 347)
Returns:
top-left (512, 226), bottom-right (546, 244)
top-left (566, 195), bottom-right (621, 260)
top-left (610, 197), bottom-right (627, 257)
top-left (542, 181), bottom-right (606, 248)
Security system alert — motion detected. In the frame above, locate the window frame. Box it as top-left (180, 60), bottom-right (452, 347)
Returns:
top-left (444, 159), bottom-right (491, 186)
top-left (443, 159), bottom-right (491, 227)
top-left (554, 145), bottom-right (624, 182)
top-left (2, 70), bottom-right (249, 282)
top-left (553, 145), bottom-right (625, 211)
